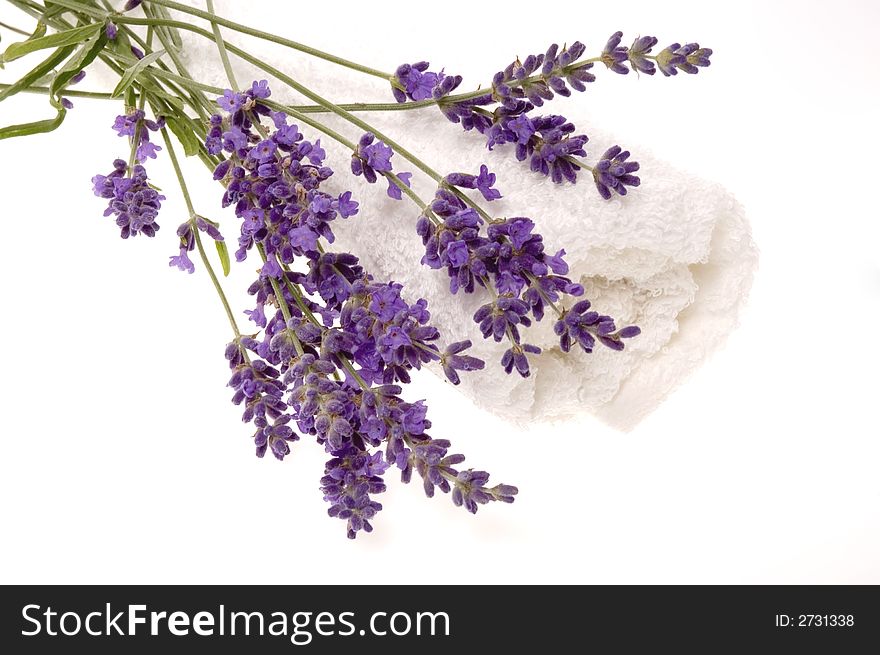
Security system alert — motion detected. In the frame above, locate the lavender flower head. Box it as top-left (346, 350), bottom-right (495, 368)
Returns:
top-left (592, 145), bottom-right (641, 200)
top-left (91, 159), bottom-right (163, 238)
top-left (92, 109), bottom-right (167, 238)
top-left (351, 132), bottom-right (413, 199)
top-left (392, 61), bottom-right (446, 102)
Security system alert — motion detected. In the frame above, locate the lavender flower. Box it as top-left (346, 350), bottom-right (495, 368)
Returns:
top-left (492, 42), bottom-right (595, 107)
top-left (321, 445), bottom-right (388, 538)
top-left (601, 31), bottom-right (629, 75)
top-left (386, 171), bottom-right (412, 200)
top-left (111, 109), bottom-right (164, 162)
top-left (392, 61), bottom-right (446, 102)
top-left (601, 32), bottom-right (712, 77)
top-left (554, 299), bottom-right (641, 353)
top-left (417, 185), bottom-right (607, 375)
top-left (592, 145), bottom-right (641, 200)
top-left (444, 165), bottom-right (502, 201)
top-left (656, 42), bottom-right (713, 76)
top-left (439, 340), bottom-right (484, 385)
top-left (351, 132), bottom-right (392, 182)
top-left (168, 218), bottom-right (223, 274)
top-left (351, 132), bottom-right (411, 191)
top-left (225, 340), bottom-right (295, 459)
top-left (628, 36), bottom-right (659, 75)
top-left (91, 159), bottom-right (163, 238)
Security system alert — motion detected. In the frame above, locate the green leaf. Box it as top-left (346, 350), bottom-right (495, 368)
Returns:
top-left (111, 50), bottom-right (166, 98)
top-left (49, 32), bottom-right (107, 104)
top-left (0, 45), bottom-right (75, 103)
top-left (31, 22), bottom-right (48, 41)
top-left (165, 115), bottom-right (200, 157)
top-left (1, 23), bottom-right (100, 64)
top-left (0, 106), bottom-right (66, 140)
top-left (110, 28), bottom-right (133, 59)
top-left (145, 85), bottom-right (184, 111)
top-left (155, 5), bottom-right (183, 48)
top-left (215, 240), bottom-right (231, 277)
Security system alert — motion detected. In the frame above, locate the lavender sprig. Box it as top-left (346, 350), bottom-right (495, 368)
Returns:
top-left (388, 33), bottom-right (711, 191)
top-left (417, 171), bottom-right (638, 376)
top-left (91, 108), bottom-right (167, 238)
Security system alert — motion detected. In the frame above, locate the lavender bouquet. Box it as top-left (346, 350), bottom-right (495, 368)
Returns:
top-left (0, 0), bottom-right (712, 538)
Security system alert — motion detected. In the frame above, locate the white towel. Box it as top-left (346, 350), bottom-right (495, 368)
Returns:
top-left (160, 1), bottom-right (758, 430)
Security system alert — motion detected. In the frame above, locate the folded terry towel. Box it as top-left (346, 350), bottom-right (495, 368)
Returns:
top-left (168, 2), bottom-right (759, 430)
top-left (325, 116), bottom-right (758, 430)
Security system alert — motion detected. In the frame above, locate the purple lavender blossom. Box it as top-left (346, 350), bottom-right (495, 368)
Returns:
top-left (168, 218), bottom-right (223, 274)
top-left (208, 89), bottom-right (357, 263)
top-left (444, 165), bottom-right (502, 201)
top-left (386, 172), bottom-right (412, 200)
top-left (601, 32), bottom-right (630, 75)
top-left (628, 36), bottom-right (659, 75)
top-left (169, 246), bottom-right (194, 274)
top-left (91, 159), bottom-right (163, 238)
top-left (592, 145), bottom-right (641, 200)
top-left (392, 61), bottom-right (446, 102)
top-left (432, 41), bottom-right (595, 165)
top-left (321, 445), bottom-right (387, 538)
top-left (439, 340), bottom-right (485, 385)
top-left (351, 132), bottom-right (410, 187)
top-left (416, 185), bottom-right (607, 375)
top-left (656, 42), bottom-right (713, 76)
top-left (492, 42), bottom-right (595, 107)
top-left (225, 341), bottom-right (296, 459)
top-left (554, 299), bottom-right (641, 353)
top-left (111, 109), bottom-right (164, 162)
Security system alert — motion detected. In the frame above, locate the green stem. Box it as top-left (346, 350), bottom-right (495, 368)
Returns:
top-left (194, 227), bottom-right (242, 339)
top-left (31, 0), bottom-right (105, 18)
top-left (284, 58), bottom-right (604, 114)
top-left (291, 100), bottom-right (436, 114)
top-left (143, 0), bottom-right (391, 80)
top-left (255, 246), bottom-right (306, 357)
top-left (160, 124), bottom-right (195, 215)
top-left (204, 0), bottom-right (238, 91)
top-left (0, 83), bottom-right (113, 99)
top-left (565, 155), bottom-right (593, 172)
top-left (135, 64), bottom-right (224, 95)
top-left (140, 0), bottom-right (599, 111)
top-left (0, 19), bottom-right (30, 35)
top-left (264, 100), bottom-right (355, 148)
top-left (138, 3), bottom-right (215, 119)
top-left (161, 125), bottom-right (242, 338)
top-left (126, 27), bottom-right (153, 174)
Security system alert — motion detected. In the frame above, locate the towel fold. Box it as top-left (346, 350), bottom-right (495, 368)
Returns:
top-left (165, 1), bottom-right (758, 429)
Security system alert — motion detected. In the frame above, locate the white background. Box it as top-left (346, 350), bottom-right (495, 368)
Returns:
top-left (0, 0), bottom-right (878, 584)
